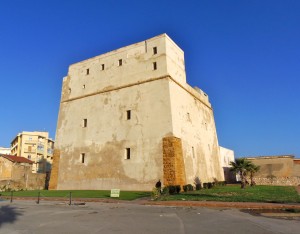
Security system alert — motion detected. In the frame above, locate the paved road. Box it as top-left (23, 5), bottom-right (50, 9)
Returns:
top-left (0, 200), bottom-right (299, 234)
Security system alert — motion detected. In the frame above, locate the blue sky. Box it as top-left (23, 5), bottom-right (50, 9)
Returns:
top-left (0, 0), bottom-right (299, 157)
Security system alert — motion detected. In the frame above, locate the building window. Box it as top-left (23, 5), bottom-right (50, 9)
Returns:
top-left (153, 47), bottom-right (157, 54)
top-left (82, 84), bottom-right (86, 89)
top-left (153, 62), bottom-right (157, 70)
top-left (81, 153), bottom-right (85, 163)
top-left (125, 148), bottom-right (130, 160)
top-left (28, 155), bottom-right (31, 159)
top-left (82, 119), bottom-right (87, 128)
top-left (126, 110), bottom-right (131, 120)
top-left (86, 69), bottom-right (89, 75)
top-left (101, 64), bottom-right (105, 70)
top-left (68, 88), bottom-right (71, 94)
top-left (118, 59), bottom-right (122, 66)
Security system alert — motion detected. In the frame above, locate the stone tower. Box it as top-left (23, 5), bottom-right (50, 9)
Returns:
top-left (51, 34), bottom-right (224, 190)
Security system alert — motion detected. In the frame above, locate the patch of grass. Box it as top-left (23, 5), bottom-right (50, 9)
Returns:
top-left (0, 190), bottom-right (151, 201)
top-left (159, 185), bottom-right (300, 203)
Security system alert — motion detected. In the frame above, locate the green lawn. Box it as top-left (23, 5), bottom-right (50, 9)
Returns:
top-left (1, 185), bottom-right (299, 203)
top-left (0, 190), bottom-right (151, 201)
top-left (159, 185), bottom-right (300, 203)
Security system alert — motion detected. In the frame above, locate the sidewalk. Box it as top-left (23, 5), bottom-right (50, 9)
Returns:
top-left (2, 195), bottom-right (300, 210)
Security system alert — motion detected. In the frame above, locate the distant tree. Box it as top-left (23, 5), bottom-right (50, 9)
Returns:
top-left (247, 163), bottom-right (260, 186)
top-left (229, 158), bottom-right (252, 189)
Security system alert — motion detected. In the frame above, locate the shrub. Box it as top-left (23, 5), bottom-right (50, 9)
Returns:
top-left (195, 184), bottom-right (202, 190)
top-left (175, 185), bottom-right (181, 194)
top-left (164, 185), bottom-right (181, 195)
top-left (183, 184), bottom-right (193, 192)
top-left (162, 186), bottom-right (169, 195)
top-left (151, 187), bottom-right (160, 200)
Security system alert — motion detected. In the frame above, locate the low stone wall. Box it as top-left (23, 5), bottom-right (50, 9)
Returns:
top-left (0, 173), bottom-right (46, 191)
top-left (253, 176), bottom-right (300, 186)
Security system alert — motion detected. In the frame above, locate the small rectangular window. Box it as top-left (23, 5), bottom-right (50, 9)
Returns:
top-left (153, 62), bottom-right (157, 70)
top-left (118, 59), bottom-right (122, 66)
top-left (83, 119), bottom-right (87, 128)
top-left (125, 148), bottom-right (130, 159)
top-left (81, 153), bottom-right (85, 163)
top-left (126, 110), bottom-right (131, 120)
top-left (82, 84), bottom-right (86, 89)
top-left (101, 64), bottom-right (105, 70)
top-left (153, 47), bottom-right (157, 54)
top-left (86, 69), bottom-right (89, 75)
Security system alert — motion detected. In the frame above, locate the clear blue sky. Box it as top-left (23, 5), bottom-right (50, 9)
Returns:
top-left (0, 0), bottom-right (299, 157)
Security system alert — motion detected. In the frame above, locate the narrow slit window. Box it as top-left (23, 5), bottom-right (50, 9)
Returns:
top-left (153, 62), bottom-right (157, 70)
top-left (101, 64), bottom-right (105, 70)
top-left (153, 47), bottom-right (157, 54)
top-left (86, 69), bottom-right (89, 75)
top-left (81, 153), bottom-right (85, 163)
top-left (118, 59), bottom-right (123, 66)
top-left (82, 84), bottom-right (86, 89)
top-left (125, 148), bottom-right (131, 160)
top-left (83, 119), bottom-right (87, 128)
top-left (126, 110), bottom-right (131, 120)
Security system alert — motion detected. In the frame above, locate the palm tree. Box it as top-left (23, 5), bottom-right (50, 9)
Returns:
top-left (230, 158), bottom-right (252, 189)
top-left (247, 163), bottom-right (260, 186)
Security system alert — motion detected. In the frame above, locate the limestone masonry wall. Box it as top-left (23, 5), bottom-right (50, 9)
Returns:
top-left (163, 137), bottom-right (186, 188)
top-left (49, 149), bottom-right (60, 190)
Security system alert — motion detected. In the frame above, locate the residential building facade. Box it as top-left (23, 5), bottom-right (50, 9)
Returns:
top-left (51, 34), bottom-right (224, 191)
top-left (10, 131), bottom-right (54, 173)
top-left (219, 146), bottom-right (236, 183)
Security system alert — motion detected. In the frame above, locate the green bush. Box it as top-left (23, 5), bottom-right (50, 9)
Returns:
top-left (183, 184), bottom-right (194, 192)
top-left (195, 184), bottom-right (202, 190)
top-left (175, 185), bottom-right (181, 194)
top-left (151, 187), bottom-right (160, 200)
top-left (203, 182), bottom-right (215, 189)
top-left (164, 185), bottom-right (181, 195)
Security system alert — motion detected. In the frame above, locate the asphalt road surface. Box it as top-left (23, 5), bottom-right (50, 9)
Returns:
top-left (0, 200), bottom-right (299, 234)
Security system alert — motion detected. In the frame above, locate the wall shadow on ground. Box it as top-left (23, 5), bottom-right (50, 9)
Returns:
top-left (0, 205), bottom-right (22, 227)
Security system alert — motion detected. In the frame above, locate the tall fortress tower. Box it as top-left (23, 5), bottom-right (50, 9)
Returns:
top-left (50, 34), bottom-right (224, 190)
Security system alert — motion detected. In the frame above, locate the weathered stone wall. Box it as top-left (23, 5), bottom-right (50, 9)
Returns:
top-left (0, 157), bottom-right (13, 179)
top-left (245, 156), bottom-right (300, 186)
top-left (49, 149), bottom-right (60, 190)
top-left (168, 80), bottom-right (224, 184)
top-left (162, 137), bottom-right (186, 188)
top-left (0, 164), bottom-right (46, 191)
top-left (246, 156), bottom-right (294, 178)
top-left (252, 176), bottom-right (300, 186)
top-left (293, 160), bottom-right (300, 177)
